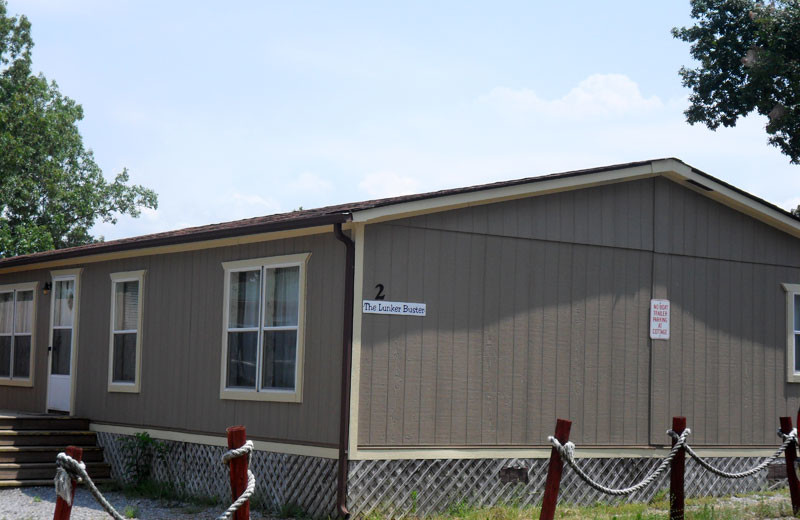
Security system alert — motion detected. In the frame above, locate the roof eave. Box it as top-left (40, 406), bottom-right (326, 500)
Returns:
top-left (0, 212), bottom-right (352, 270)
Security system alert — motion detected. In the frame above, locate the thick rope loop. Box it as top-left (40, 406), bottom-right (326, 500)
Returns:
top-left (673, 428), bottom-right (797, 479)
top-left (55, 452), bottom-right (127, 520)
top-left (53, 440), bottom-right (257, 520)
top-left (217, 440), bottom-right (256, 520)
top-left (548, 429), bottom-right (691, 496)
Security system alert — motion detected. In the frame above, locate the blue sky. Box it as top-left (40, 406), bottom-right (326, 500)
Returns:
top-left (9, 0), bottom-right (800, 240)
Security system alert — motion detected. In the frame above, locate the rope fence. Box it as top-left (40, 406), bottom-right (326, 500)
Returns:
top-left (539, 416), bottom-right (800, 520)
top-left (52, 426), bottom-right (255, 520)
top-left (48, 416), bottom-right (800, 520)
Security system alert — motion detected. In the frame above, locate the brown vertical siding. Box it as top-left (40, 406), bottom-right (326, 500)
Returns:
top-left (3, 173), bottom-right (800, 450)
top-left (62, 232), bottom-right (345, 446)
top-left (358, 224), bottom-right (654, 446)
top-left (358, 176), bottom-right (800, 447)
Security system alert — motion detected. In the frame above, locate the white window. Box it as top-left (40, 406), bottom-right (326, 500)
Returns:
top-left (108, 271), bottom-right (145, 392)
top-left (784, 283), bottom-right (800, 383)
top-left (0, 282), bottom-right (37, 386)
top-left (220, 253), bottom-right (309, 402)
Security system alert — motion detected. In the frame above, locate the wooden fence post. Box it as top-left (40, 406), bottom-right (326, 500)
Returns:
top-left (226, 426), bottom-right (250, 520)
top-left (53, 446), bottom-right (83, 520)
top-left (780, 417), bottom-right (800, 515)
top-left (539, 419), bottom-right (571, 520)
top-left (669, 417), bottom-right (686, 520)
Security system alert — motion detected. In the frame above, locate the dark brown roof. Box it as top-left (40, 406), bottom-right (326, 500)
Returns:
top-left (0, 158), bottom-right (796, 269)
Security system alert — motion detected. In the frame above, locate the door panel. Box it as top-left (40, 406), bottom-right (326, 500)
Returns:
top-left (47, 278), bottom-right (76, 412)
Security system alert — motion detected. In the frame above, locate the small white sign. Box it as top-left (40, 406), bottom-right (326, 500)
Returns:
top-left (650, 299), bottom-right (670, 340)
top-left (363, 300), bottom-right (426, 316)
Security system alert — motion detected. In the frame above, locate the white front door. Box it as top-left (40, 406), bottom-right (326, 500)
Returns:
top-left (47, 277), bottom-right (76, 412)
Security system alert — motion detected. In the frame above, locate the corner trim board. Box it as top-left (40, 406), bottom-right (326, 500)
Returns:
top-left (348, 223), bottom-right (366, 460)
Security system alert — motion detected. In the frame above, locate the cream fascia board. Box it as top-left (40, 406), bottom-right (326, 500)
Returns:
top-left (348, 223), bottom-right (366, 459)
top-left (107, 270), bottom-right (146, 393)
top-left (349, 158), bottom-right (800, 241)
top-left (351, 163), bottom-right (658, 224)
top-left (783, 283), bottom-right (800, 383)
top-left (659, 159), bottom-right (800, 239)
top-left (0, 225), bottom-right (338, 275)
top-left (219, 253), bottom-right (310, 403)
top-left (352, 446), bottom-right (784, 460)
top-left (0, 281), bottom-right (38, 388)
top-left (89, 422), bottom-right (339, 459)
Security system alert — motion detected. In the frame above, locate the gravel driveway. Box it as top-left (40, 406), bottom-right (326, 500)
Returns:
top-left (0, 486), bottom-right (276, 520)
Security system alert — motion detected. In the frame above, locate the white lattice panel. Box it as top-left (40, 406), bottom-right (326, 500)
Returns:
top-left (347, 456), bottom-right (775, 518)
top-left (96, 433), bottom-right (781, 519)
top-left (96, 432), bottom-right (337, 518)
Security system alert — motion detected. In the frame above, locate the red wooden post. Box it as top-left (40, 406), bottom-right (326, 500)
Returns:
top-left (669, 417), bottom-right (686, 520)
top-left (539, 419), bottom-right (571, 520)
top-left (53, 446), bottom-right (83, 520)
top-left (780, 417), bottom-right (800, 515)
top-left (226, 426), bottom-right (249, 520)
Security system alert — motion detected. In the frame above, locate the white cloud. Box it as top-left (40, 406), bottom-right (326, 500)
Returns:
top-left (359, 172), bottom-right (421, 199)
top-left (289, 172), bottom-right (333, 193)
top-left (484, 73), bottom-right (662, 118)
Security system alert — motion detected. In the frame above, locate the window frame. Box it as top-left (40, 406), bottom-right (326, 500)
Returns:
top-left (0, 281), bottom-right (38, 387)
top-left (107, 271), bottom-right (145, 393)
top-left (783, 283), bottom-right (800, 383)
top-left (220, 253), bottom-right (310, 403)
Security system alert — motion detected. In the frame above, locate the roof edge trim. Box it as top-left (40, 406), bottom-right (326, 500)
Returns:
top-left (0, 213), bottom-right (351, 271)
top-left (351, 162), bottom-right (658, 224)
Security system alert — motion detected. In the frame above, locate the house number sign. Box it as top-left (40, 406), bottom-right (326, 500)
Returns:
top-left (363, 300), bottom-right (426, 316)
top-left (650, 299), bottom-right (670, 340)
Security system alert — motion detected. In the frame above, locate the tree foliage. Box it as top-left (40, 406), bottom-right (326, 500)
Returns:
top-left (0, 1), bottom-right (157, 257)
top-left (673, 0), bottom-right (800, 163)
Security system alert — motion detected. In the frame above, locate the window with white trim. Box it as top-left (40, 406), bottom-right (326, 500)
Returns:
top-left (221, 253), bottom-right (309, 402)
top-left (0, 283), bottom-right (36, 385)
top-left (108, 271), bottom-right (145, 392)
top-left (784, 283), bottom-right (800, 383)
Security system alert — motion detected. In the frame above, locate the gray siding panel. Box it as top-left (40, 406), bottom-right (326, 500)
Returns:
top-left (360, 176), bottom-right (800, 448)
top-left (55, 232), bottom-right (345, 446)
top-left (649, 254), bottom-right (800, 445)
top-left (403, 179), bottom-right (657, 252)
top-left (359, 222), bottom-right (653, 446)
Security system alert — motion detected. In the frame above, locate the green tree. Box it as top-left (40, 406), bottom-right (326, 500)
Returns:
top-left (673, 0), bottom-right (800, 163)
top-left (0, 1), bottom-right (157, 257)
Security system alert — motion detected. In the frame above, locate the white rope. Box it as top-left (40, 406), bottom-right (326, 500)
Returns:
top-left (55, 452), bottom-right (127, 520)
top-left (53, 439), bottom-right (257, 520)
top-left (216, 440), bottom-right (256, 520)
top-left (548, 429), bottom-right (691, 496)
top-left (675, 428), bottom-right (797, 480)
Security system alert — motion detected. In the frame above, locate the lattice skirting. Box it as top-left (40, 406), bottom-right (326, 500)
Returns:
top-left (95, 432), bottom-right (337, 518)
top-left (347, 455), bottom-right (781, 518)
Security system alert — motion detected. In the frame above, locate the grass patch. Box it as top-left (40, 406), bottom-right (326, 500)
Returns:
top-left (123, 505), bottom-right (139, 519)
top-left (365, 488), bottom-right (795, 520)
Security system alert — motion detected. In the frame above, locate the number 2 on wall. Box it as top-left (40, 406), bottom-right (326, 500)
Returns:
top-left (374, 284), bottom-right (385, 300)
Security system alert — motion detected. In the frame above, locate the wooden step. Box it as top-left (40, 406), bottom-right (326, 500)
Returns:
top-left (0, 462), bottom-right (111, 480)
top-left (0, 417), bottom-right (89, 431)
top-left (0, 430), bottom-right (97, 447)
top-left (0, 445), bottom-right (105, 464)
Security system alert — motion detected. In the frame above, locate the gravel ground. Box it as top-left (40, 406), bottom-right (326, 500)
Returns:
top-left (0, 486), bottom-right (276, 520)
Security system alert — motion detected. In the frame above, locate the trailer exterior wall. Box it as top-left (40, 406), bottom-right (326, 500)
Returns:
top-left (0, 231), bottom-right (345, 447)
top-left (357, 177), bottom-right (800, 447)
